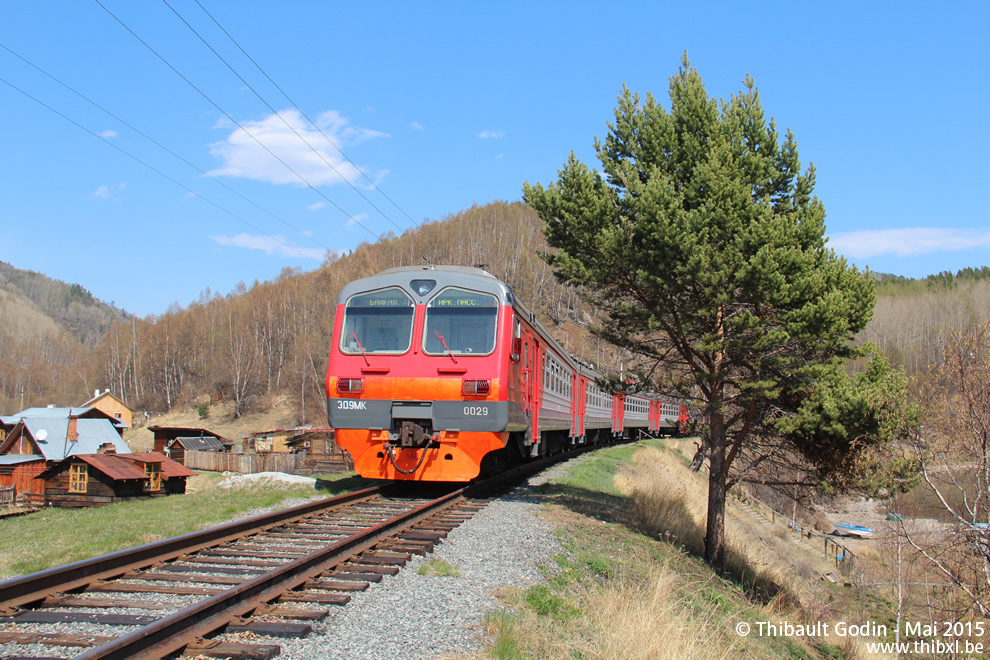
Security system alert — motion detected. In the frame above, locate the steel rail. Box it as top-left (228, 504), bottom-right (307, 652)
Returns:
top-left (0, 486), bottom-right (383, 611)
top-left (74, 486), bottom-right (472, 660)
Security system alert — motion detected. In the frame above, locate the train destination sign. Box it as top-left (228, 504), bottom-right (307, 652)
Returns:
top-left (429, 289), bottom-right (497, 308)
top-left (348, 288), bottom-right (414, 308)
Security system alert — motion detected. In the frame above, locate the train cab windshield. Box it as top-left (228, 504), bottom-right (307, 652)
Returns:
top-left (340, 287), bottom-right (415, 354)
top-left (423, 287), bottom-right (498, 356)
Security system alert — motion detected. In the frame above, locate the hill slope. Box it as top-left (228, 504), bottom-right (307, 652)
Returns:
top-left (0, 260), bottom-right (129, 348)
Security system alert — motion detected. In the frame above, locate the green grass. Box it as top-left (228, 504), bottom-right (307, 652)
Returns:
top-left (523, 584), bottom-right (581, 619)
top-left (0, 471), bottom-right (357, 576)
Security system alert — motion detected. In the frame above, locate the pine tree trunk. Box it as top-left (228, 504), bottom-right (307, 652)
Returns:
top-left (704, 409), bottom-right (727, 575)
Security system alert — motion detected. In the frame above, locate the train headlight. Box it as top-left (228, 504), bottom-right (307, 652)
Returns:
top-left (410, 279), bottom-right (436, 296)
top-left (461, 379), bottom-right (491, 396)
top-left (337, 377), bottom-right (365, 394)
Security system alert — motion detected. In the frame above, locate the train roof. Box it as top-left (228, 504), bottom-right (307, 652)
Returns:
top-left (337, 266), bottom-right (616, 383)
top-left (337, 265), bottom-right (516, 306)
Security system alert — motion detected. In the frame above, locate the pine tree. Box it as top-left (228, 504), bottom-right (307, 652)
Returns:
top-left (523, 55), bottom-right (906, 573)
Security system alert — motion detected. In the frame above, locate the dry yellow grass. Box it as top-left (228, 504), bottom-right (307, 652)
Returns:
top-left (479, 441), bottom-right (893, 660)
top-left (615, 447), bottom-right (832, 613)
top-left (609, 445), bottom-right (901, 660)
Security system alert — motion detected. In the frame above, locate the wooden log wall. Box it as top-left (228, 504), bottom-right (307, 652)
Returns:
top-left (183, 450), bottom-right (351, 475)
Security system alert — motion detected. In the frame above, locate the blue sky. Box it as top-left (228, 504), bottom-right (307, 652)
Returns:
top-left (1, 1), bottom-right (987, 317)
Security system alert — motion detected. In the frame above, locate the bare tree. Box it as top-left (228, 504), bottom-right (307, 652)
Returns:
top-left (905, 322), bottom-right (990, 617)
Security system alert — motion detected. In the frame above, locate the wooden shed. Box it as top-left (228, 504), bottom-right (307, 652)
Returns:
top-left (150, 426), bottom-right (232, 454)
top-left (285, 427), bottom-right (337, 456)
top-left (39, 452), bottom-right (195, 508)
top-left (164, 436), bottom-right (226, 465)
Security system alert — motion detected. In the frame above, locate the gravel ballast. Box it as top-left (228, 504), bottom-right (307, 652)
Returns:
top-left (274, 485), bottom-right (558, 660)
top-left (0, 474), bottom-right (570, 659)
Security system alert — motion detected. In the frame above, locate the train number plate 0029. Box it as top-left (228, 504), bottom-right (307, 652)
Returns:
top-left (463, 406), bottom-right (489, 416)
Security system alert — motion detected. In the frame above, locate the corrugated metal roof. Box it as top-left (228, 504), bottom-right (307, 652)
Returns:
top-left (15, 407), bottom-right (92, 417)
top-left (169, 436), bottom-right (225, 452)
top-left (21, 417), bottom-right (129, 461)
top-left (0, 454), bottom-right (45, 465)
top-left (75, 452), bottom-right (196, 480)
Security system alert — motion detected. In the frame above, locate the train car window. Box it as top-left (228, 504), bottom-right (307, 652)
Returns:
top-left (510, 318), bottom-right (522, 362)
top-left (340, 287), bottom-right (415, 355)
top-left (423, 287), bottom-right (499, 356)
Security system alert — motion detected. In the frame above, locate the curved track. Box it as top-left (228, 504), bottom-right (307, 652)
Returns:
top-left (0, 442), bottom-right (620, 659)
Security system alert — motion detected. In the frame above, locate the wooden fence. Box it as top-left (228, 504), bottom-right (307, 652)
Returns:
top-left (738, 492), bottom-right (859, 576)
top-left (183, 450), bottom-right (351, 476)
top-left (0, 486), bottom-right (14, 506)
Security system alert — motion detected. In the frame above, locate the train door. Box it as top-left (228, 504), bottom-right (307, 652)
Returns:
top-left (613, 394), bottom-right (624, 435)
top-left (572, 374), bottom-right (585, 441)
top-left (521, 329), bottom-right (541, 456)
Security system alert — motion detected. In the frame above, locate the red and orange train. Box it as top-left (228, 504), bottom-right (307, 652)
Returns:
top-left (326, 266), bottom-right (687, 482)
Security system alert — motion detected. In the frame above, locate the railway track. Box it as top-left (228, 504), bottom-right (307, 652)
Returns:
top-left (0, 446), bottom-right (597, 659)
top-left (0, 483), bottom-right (487, 659)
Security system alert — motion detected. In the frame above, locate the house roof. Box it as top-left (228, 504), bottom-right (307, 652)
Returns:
top-left (0, 454), bottom-right (45, 466)
top-left (1, 416), bottom-right (130, 461)
top-left (59, 452), bottom-right (196, 481)
top-left (3, 407), bottom-right (127, 430)
top-left (149, 426), bottom-right (232, 446)
top-left (81, 391), bottom-right (133, 412)
top-left (167, 436), bottom-right (226, 452)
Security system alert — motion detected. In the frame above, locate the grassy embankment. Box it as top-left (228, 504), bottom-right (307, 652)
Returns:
top-left (481, 439), bottom-right (893, 660)
top-left (0, 471), bottom-right (371, 577)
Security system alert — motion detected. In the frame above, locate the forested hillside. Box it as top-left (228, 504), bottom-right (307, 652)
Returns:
top-left (0, 202), bottom-right (987, 420)
top-left (0, 261), bottom-right (129, 411)
top-left (0, 261), bottom-right (129, 347)
top-left (91, 201), bottom-right (609, 423)
top-left (860, 268), bottom-right (990, 374)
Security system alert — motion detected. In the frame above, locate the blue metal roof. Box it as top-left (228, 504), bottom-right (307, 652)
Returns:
top-left (0, 454), bottom-right (44, 465)
top-left (14, 415), bottom-right (130, 461)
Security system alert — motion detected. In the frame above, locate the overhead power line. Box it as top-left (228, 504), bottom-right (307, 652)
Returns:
top-left (0, 75), bottom-right (326, 266)
top-left (164, 0), bottom-right (414, 233)
top-left (0, 41), bottom-right (338, 256)
top-left (93, 0), bottom-right (379, 240)
top-left (191, 0), bottom-right (421, 229)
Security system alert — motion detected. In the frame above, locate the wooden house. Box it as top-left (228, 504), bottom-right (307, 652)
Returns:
top-left (0, 407), bottom-right (130, 505)
top-left (284, 427), bottom-right (351, 473)
top-left (39, 451), bottom-right (195, 508)
top-left (284, 427), bottom-right (337, 456)
top-left (0, 455), bottom-right (46, 506)
top-left (149, 426), bottom-right (232, 454)
top-left (249, 428), bottom-right (303, 453)
top-left (163, 435), bottom-right (226, 465)
top-left (81, 390), bottom-right (134, 428)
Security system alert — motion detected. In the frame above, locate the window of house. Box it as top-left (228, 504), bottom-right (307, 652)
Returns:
top-left (69, 463), bottom-right (87, 493)
top-left (144, 463), bottom-right (162, 492)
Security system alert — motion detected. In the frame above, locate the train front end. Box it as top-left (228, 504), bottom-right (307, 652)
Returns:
top-left (326, 266), bottom-right (514, 481)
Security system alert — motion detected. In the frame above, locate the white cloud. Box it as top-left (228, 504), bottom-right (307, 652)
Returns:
top-left (91, 182), bottom-right (126, 201)
top-left (207, 109), bottom-right (388, 187)
top-left (211, 233), bottom-right (327, 260)
top-left (828, 227), bottom-right (990, 258)
top-left (478, 129), bottom-right (505, 139)
top-left (410, 121), bottom-right (425, 132)
top-left (306, 201), bottom-right (325, 211)
top-left (99, 129), bottom-right (118, 139)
